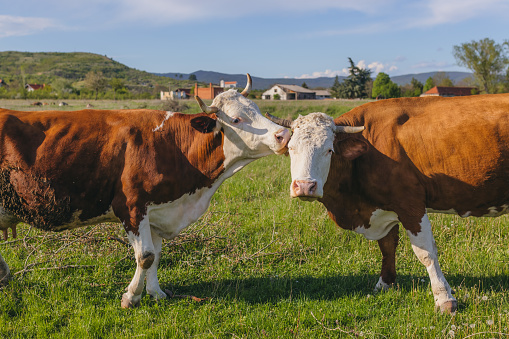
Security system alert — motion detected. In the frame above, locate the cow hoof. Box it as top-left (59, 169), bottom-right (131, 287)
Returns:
top-left (439, 300), bottom-right (458, 314)
top-left (121, 293), bottom-right (141, 309)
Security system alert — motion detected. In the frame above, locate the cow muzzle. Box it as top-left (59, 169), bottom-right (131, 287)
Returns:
top-left (274, 128), bottom-right (290, 155)
top-left (291, 179), bottom-right (321, 200)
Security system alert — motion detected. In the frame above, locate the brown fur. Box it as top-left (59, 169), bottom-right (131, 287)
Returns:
top-left (320, 93), bottom-right (509, 284)
top-left (0, 109), bottom-right (225, 235)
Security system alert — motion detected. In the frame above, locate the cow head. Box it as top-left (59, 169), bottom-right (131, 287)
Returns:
top-left (195, 74), bottom-right (290, 167)
top-left (266, 112), bottom-right (366, 200)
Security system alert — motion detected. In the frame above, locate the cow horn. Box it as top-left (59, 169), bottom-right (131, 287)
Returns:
top-left (195, 95), bottom-right (218, 114)
top-left (265, 112), bottom-right (293, 128)
top-left (333, 125), bottom-right (365, 133)
top-left (240, 73), bottom-right (252, 97)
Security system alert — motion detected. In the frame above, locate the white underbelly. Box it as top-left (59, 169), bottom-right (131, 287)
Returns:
top-left (147, 186), bottom-right (216, 240)
top-left (354, 209), bottom-right (400, 241)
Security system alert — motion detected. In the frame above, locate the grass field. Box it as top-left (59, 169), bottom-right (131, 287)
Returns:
top-left (0, 99), bottom-right (508, 338)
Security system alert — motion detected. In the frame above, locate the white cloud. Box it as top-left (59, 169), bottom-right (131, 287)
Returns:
top-left (408, 0), bottom-right (509, 27)
top-left (297, 69), bottom-right (346, 79)
top-left (297, 60), bottom-right (398, 79)
top-left (0, 15), bottom-right (58, 38)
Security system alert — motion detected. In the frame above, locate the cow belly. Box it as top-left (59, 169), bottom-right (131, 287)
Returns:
top-left (52, 208), bottom-right (119, 231)
top-left (427, 204), bottom-right (509, 218)
top-left (354, 209), bottom-right (399, 241)
top-left (147, 186), bottom-right (216, 240)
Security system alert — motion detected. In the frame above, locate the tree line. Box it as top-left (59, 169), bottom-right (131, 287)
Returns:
top-left (330, 38), bottom-right (509, 99)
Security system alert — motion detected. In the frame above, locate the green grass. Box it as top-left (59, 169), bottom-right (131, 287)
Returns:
top-left (0, 99), bottom-right (508, 338)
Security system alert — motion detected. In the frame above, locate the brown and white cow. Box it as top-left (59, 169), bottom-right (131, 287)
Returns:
top-left (0, 74), bottom-right (290, 308)
top-left (267, 93), bottom-right (509, 313)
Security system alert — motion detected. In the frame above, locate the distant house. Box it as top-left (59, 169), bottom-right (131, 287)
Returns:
top-left (220, 80), bottom-right (237, 89)
top-left (262, 84), bottom-right (316, 100)
top-left (25, 83), bottom-right (45, 91)
top-left (315, 90), bottom-right (331, 100)
top-left (194, 83), bottom-right (224, 100)
top-left (420, 86), bottom-right (477, 97)
top-left (160, 88), bottom-right (191, 100)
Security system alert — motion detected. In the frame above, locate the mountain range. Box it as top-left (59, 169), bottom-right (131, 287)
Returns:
top-left (155, 70), bottom-right (474, 90)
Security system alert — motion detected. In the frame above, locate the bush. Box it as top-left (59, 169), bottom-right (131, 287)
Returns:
top-left (160, 99), bottom-right (189, 112)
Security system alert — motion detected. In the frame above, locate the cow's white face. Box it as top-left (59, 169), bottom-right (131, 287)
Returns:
top-left (287, 113), bottom-right (336, 200)
top-left (211, 90), bottom-right (290, 166)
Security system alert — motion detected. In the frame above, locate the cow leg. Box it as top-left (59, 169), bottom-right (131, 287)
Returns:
top-left (145, 229), bottom-right (167, 301)
top-left (375, 224), bottom-right (399, 291)
top-left (0, 252), bottom-right (11, 286)
top-left (121, 218), bottom-right (156, 308)
top-left (406, 213), bottom-right (457, 313)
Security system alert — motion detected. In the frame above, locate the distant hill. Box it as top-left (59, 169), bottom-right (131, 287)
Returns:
top-left (156, 70), bottom-right (474, 90)
top-left (0, 51), bottom-right (191, 90)
top-left (0, 51), bottom-right (473, 93)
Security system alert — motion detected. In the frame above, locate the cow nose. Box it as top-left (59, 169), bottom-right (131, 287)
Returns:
top-left (274, 128), bottom-right (290, 146)
top-left (291, 180), bottom-right (318, 197)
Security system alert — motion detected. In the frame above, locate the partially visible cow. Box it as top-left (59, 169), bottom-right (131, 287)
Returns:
top-left (0, 74), bottom-right (290, 308)
top-left (266, 93), bottom-right (509, 313)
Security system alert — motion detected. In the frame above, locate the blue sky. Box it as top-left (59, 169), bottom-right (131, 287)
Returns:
top-left (1, 0), bottom-right (508, 79)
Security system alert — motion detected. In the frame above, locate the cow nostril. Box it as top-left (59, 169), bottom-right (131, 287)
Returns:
top-left (309, 181), bottom-right (317, 193)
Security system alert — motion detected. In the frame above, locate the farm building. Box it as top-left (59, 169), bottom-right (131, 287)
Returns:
top-left (160, 88), bottom-right (191, 100)
top-left (420, 86), bottom-right (477, 97)
top-left (262, 84), bottom-right (316, 100)
top-left (194, 83), bottom-right (224, 100)
top-left (25, 83), bottom-right (45, 91)
top-left (315, 90), bottom-right (331, 100)
top-left (220, 80), bottom-right (237, 89)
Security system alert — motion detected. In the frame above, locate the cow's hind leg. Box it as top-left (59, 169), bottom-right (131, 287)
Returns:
top-left (406, 213), bottom-right (457, 313)
top-left (122, 218), bottom-right (156, 308)
top-left (0, 252), bottom-right (10, 286)
top-left (375, 224), bottom-right (399, 291)
top-left (145, 230), bottom-right (167, 301)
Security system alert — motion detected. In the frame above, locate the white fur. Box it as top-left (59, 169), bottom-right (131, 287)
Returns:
top-left (287, 113), bottom-right (336, 198)
top-left (354, 209), bottom-right (399, 241)
top-left (152, 111), bottom-right (174, 132)
top-left (406, 212), bottom-right (456, 309)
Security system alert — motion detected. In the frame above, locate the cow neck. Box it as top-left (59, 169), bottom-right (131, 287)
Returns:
top-left (163, 113), bottom-right (226, 185)
top-left (320, 138), bottom-right (373, 230)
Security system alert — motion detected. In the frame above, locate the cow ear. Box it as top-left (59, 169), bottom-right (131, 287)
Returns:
top-left (191, 116), bottom-right (217, 133)
top-left (339, 137), bottom-right (368, 160)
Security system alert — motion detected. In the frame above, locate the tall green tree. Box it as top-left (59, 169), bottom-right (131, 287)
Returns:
top-left (453, 38), bottom-right (509, 93)
top-left (433, 72), bottom-right (454, 87)
top-left (423, 77), bottom-right (435, 92)
top-left (330, 75), bottom-right (341, 98)
top-left (372, 72), bottom-right (400, 99)
top-left (110, 78), bottom-right (125, 100)
top-left (337, 58), bottom-right (372, 99)
top-left (84, 71), bottom-right (107, 100)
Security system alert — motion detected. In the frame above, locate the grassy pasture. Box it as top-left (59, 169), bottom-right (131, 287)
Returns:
top-left (0, 99), bottom-right (508, 338)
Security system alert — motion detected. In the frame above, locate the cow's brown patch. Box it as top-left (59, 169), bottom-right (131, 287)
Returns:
top-left (0, 166), bottom-right (73, 231)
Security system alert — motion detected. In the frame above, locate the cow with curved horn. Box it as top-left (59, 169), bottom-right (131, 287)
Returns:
top-left (267, 94), bottom-right (509, 313)
top-left (0, 73), bottom-right (290, 308)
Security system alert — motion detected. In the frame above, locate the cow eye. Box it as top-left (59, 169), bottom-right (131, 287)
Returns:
top-left (328, 149), bottom-right (334, 154)
top-left (232, 118), bottom-right (241, 124)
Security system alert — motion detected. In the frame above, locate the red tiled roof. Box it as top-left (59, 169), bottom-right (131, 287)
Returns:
top-left (424, 86), bottom-right (476, 96)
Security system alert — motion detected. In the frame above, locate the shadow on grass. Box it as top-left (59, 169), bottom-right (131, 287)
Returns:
top-left (165, 273), bottom-right (509, 305)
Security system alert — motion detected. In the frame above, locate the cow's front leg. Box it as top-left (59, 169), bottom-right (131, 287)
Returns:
top-left (121, 218), bottom-right (156, 308)
top-left (145, 229), bottom-right (167, 301)
top-left (406, 213), bottom-right (457, 313)
top-left (375, 224), bottom-right (399, 291)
